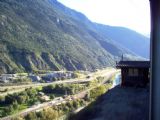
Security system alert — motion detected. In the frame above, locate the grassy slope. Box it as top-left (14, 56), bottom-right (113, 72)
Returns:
top-left (71, 86), bottom-right (149, 120)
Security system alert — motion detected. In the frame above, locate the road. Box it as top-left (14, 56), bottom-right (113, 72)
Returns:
top-left (0, 79), bottom-right (92, 96)
top-left (1, 69), bottom-right (118, 120)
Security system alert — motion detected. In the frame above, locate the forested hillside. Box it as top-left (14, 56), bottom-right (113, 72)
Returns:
top-left (0, 0), bottom-right (149, 73)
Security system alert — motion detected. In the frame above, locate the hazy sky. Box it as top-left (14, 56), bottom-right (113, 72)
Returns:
top-left (58, 0), bottom-right (150, 35)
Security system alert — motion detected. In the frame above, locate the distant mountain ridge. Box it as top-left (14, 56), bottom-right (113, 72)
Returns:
top-left (0, 0), bottom-right (149, 73)
top-left (94, 24), bottom-right (150, 59)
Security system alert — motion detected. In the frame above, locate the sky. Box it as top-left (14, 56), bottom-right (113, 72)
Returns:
top-left (58, 0), bottom-right (150, 35)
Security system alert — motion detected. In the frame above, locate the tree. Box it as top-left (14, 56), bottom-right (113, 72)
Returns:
top-left (90, 86), bottom-right (106, 99)
top-left (50, 94), bottom-right (55, 99)
top-left (4, 105), bottom-right (14, 115)
top-left (11, 117), bottom-right (24, 120)
top-left (73, 100), bottom-right (79, 109)
top-left (72, 72), bottom-right (79, 78)
top-left (0, 96), bottom-right (5, 104)
top-left (17, 95), bottom-right (26, 104)
top-left (12, 101), bottom-right (19, 109)
top-left (41, 108), bottom-right (58, 120)
top-left (5, 94), bottom-right (16, 104)
top-left (25, 112), bottom-right (37, 120)
top-left (26, 88), bottom-right (37, 98)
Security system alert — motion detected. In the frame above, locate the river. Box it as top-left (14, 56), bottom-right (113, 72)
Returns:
top-left (112, 73), bottom-right (121, 88)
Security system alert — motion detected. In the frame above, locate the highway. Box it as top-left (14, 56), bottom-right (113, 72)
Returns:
top-left (0, 79), bottom-right (92, 96)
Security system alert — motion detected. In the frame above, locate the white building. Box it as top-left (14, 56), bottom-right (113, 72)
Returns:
top-left (0, 74), bottom-right (16, 83)
top-left (29, 75), bottom-right (41, 82)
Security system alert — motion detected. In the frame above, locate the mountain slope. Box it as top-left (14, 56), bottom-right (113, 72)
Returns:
top-left (93, 23), bottom-right (150, 59)
top-left (53, 0), bottom-right (150, 58)
top-left (0, 0), bottom-right (148, 74)
top-left (0, 0), bottom-right (113, 73)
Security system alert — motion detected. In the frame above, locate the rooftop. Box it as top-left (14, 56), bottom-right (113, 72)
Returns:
top-left (116, 61), bottom-right (150, 68)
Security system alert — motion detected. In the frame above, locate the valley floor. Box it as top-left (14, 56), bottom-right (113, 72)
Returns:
top-left (0, 68), bottom-right (118, 120)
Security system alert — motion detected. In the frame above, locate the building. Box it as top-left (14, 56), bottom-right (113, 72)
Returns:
top-left (40, 95), bottom-right (50, 102)
top-left (42, 71), bottom-right (74, 82)
top-left (29, 75), bottom-right (41, 82)
top-left (0, 74), bottom-right (17, 83)
top-left (116, 61), bottom-right (150, 87)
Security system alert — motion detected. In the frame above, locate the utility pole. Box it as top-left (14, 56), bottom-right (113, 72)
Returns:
top-left (150, 0), bottom-right (160, 120)
top-left (121, 54), bottom-right (124, 61)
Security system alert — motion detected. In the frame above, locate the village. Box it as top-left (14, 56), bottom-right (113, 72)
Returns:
top-left (0, 71), bottom-right (78, 84)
